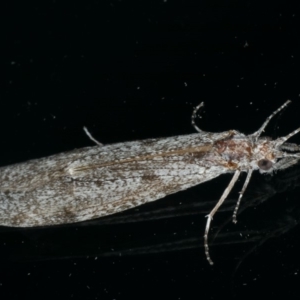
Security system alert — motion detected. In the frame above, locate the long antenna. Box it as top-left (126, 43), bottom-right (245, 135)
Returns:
top-left (251, 100), bottom-right (291, 140)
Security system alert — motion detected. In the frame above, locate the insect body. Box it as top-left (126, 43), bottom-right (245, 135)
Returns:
top-left (0, 101), bottom-right (299, 264)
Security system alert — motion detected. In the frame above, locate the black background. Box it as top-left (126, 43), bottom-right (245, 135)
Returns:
top-left (1, 1), bottom-right (300, 299)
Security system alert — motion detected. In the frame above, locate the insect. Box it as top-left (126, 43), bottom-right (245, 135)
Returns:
top-left (0, 101), bottom-right (300, 265)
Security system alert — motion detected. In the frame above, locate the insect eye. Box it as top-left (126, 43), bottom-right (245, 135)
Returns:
top-left (257, 159), bottom-right (273, 170)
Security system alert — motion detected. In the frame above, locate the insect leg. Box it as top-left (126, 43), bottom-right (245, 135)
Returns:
top-left (191, 102), bottom-right (206, 133)
top-left (83, 126), bottom-right (103, 146)
top-left (232, 169), bottom-right (253, 224)
top-left (204, 170), bottom-right (241, 265)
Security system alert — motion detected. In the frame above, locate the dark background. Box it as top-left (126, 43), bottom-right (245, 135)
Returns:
top-left (1, 1), bottom-right (300, 299)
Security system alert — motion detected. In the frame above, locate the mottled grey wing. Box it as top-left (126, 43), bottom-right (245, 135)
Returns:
top-left (67, 153), bottom-right (216, 222)
top-left (61, 132), bottom-right (227, 225)
top-left (0, 132), bottom-right (229, 227)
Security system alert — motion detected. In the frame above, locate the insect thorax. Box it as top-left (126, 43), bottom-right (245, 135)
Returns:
top-left (213, 133), bottom-right (278, 173)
